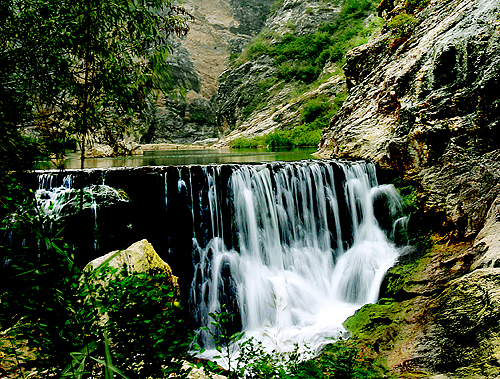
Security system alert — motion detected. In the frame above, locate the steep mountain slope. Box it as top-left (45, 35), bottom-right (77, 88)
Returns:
top-left (213, 0), bottom-right (381, 147)
top-left (317, 0), bottom-right (500, 376)
top-left (142, 0), bottom-right (274, 145)
top-left (143, 0), bottom-right (381, 148)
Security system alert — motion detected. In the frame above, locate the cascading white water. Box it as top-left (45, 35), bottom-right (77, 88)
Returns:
top-left (33, 160), bottom-right (407, 362)
top-left (186, 160), bottom-right (406, 359)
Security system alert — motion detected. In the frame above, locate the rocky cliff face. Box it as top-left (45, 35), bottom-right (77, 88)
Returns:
top-left (142, 0), bottom-right (274, 145)
top-left (213, 0), bottom-right (348, 146)
top-left (318, 0), bottom-right (500, 376)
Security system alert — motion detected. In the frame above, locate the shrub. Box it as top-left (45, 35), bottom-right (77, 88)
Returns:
top-left (319, 339), bottom-right (387, 378)
top-left (230, 136), bottom-right (267, 148)
top-left (235, 336), bottom-right (391, 378)
top-left (387, 13), bottom-right (417, 40)
top-left (406, 0), bottom-right (429, 13)
top-left (266, 130), bottom-right (294, 147)
top-left (236, 0), bottom-right (381, 84)
top-left (230, 89), bottom-right (348, 150)
top-left (97, 270), bottom-right (191, 378)
top-left (300, 97), bottom-right (332, 124)
top-left (1, 186), bottom-right (192, 378)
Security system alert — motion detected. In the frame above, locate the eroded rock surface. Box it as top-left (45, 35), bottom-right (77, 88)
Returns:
top-left (319, 0), bottom-right (500, 172)
top-left (143, 0), bottom-right (274, 145)
top-left (333, 0), bottom-right (500, 376)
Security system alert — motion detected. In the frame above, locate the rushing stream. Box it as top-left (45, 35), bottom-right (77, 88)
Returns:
top-left (34, 159), bottom-right (407, 362)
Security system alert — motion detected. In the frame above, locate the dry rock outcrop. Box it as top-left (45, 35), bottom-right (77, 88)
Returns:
top-left (323, 0), bottom-right (500, 376)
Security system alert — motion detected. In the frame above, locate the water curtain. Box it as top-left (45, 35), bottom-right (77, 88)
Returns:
top-left (35, 160), bottom-right (406, 354)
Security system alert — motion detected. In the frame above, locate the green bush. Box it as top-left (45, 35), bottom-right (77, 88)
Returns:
top-left (97, 270), bottom-right (191, 378)
top-left (230, 90), bottom-right (348, 149)
top-left (406, 0), bottom-right (429, 12)
top-left (235, 336), bottom-right (390, 378)
top-left (230, 136), bottom-right (263, 148)
top-left (1, 186), bottom-right (192, 378)
top-left (319, 339), bottom-right (389, 378)
top-left (0, 191), bottom-right (83, 374)
top-left (301, 97), bottom-right (332, 124)
top-left (387, 13), bottom-right (417, 40)
top-left (236, 0), bottom-right (381, 84)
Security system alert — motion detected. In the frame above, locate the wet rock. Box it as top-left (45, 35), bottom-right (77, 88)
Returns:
top-left (318, 5), bottom-right (500, 374)
top-left (36, 184), bottom-right (133, 265)
top-left (36, 184), bottom-right (130, 220)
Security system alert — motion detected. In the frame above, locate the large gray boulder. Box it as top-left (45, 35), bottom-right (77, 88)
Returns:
top-left (318, 0), bottom-right (500, 173)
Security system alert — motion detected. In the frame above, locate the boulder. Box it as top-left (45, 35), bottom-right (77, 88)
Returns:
top-left (84, 239), bottom-right (180, 300)
top-left (416, 268), bottom-right (500, 376)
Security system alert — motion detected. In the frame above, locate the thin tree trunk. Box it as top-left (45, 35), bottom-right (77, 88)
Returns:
top-left (80, 0), bottom-right (91, 171)
top-left (80, 134), bottom-right (86, 170)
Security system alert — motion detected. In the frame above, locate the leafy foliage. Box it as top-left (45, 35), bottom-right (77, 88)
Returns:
top-left (318, 339), bottom-right (389, 378)
top-left (202, 305), bottom-right (245, 377)
top-left (201, 305), bottom-right (392, 379)
top-left (1, 0), bottom-right (193, 169)
top-left (94, 269), bottom-right (191, 378)
top-left (237, 0), bottom-right (380, 84)
top-left (231, 92), bottom-right (348, 148)
top-left (0, 189), bottom-right (192, 377)
top-left (387, 13), bottom-right (418, 47)
top-left (405, 0), bottom-right (429, 13)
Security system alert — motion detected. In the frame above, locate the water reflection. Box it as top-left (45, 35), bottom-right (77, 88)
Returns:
top-left (37, 147), bottom-right (319, 169)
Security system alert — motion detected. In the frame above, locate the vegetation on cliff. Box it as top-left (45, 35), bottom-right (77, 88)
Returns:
top-left (216, 0), bottom-right (383, 147)
top-left (317, 0), bottom-right (500, 374)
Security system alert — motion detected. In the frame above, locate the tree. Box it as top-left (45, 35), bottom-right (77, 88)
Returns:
top-left (1, 0), bottom-right (193, 170)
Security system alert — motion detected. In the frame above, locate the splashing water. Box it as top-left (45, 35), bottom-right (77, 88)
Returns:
top-left (184, 160), bottom-right (406, 361)
top-left (33, 160), bottom-right (407, 363)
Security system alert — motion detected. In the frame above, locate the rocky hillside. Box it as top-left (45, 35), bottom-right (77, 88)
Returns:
top-left (141, 0), bottom-right (382, 148)
top-left (213, 0), bottom-right (381, 147)
top-left (317, 0), bottom-right (500, 376)
top-left (141, 0), bottom-right (274, 145)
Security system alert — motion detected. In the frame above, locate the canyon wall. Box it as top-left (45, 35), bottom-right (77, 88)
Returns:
top-left (317, 0), bottom-right (500, 377)
top-left (143, 0), bottom-right (274, 145)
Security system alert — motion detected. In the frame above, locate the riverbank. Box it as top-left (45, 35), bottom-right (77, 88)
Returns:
top-left (140, 142), bottom-right (218, 151)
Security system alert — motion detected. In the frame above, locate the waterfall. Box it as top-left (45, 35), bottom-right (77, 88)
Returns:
top-left (33, 160), bottom-right (407, 358)
top-left (167, 160), bottom-right (405, 355)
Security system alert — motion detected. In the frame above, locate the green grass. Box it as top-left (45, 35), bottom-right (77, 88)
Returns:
top-left (230, 91), bottom-right (348, 148)
top-left (236, 0), bottom-right (381, 85)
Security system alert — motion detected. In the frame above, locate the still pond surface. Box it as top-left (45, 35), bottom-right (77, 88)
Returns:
top-left (38, 147), bottom-right (319, 169)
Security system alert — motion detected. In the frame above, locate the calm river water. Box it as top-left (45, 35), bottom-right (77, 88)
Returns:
top-left (38, 147), bottom-right (319, 169)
